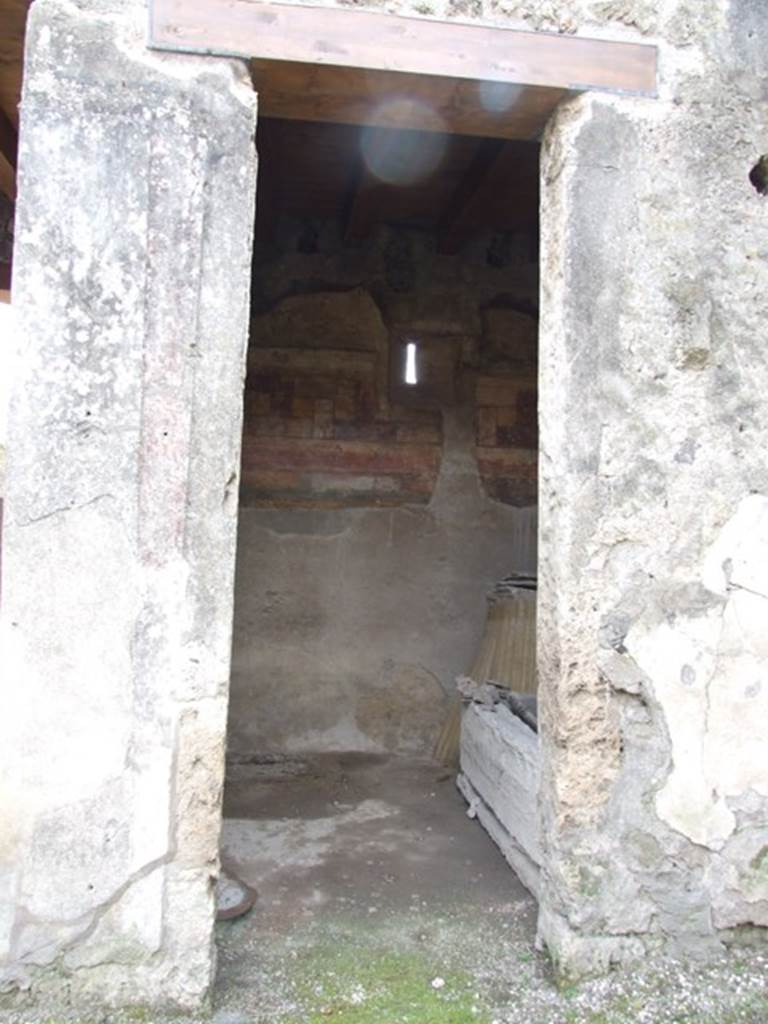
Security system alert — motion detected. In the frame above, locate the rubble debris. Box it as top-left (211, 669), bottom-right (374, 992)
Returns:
top-left (455, 675), bottom-right (538, 732)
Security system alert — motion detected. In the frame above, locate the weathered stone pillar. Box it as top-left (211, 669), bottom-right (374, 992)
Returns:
top-left (537, 0), bottom-right (768, 977)
top-left (0, 0), bottom-right (256, 1009)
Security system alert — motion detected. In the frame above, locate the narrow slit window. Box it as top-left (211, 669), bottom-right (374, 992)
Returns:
top-left (404, 341), bottom-right (418, 385)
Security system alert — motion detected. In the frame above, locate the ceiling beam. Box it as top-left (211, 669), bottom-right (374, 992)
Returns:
top-left (0, 108), bottom-right (17, 201)
top-left (342, 167), bottom-right (381, 245)
top-left (437, 138), bottom-right (504, 254)
top-left (150, 0), bottom-right (657, 98)
top-left (0, 108), bottom-right (18, 171)
top-left (437, 140), bottom-right (537, 254)
top-left (341, 129), bottom-right (393, 244)
top-left (254, 118), bottom-right (279, 244)
top-left (0, 158), bottom-right (14, 202)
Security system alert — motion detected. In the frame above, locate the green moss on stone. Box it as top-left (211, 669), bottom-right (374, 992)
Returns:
top-left (279, 937), bottom-right (489, 1024)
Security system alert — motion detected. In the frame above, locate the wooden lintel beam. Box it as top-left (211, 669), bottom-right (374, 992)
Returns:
top-left (150, 0), bottom-right (657, 98)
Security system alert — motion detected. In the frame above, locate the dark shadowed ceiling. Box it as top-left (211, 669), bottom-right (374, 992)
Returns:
top-left (0, 0), bottom-right (539, 269)
top-left (256, 117), bottom-right (539, 252)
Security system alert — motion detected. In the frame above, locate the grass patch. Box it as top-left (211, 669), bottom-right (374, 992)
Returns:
top-left (280, 939), bottom-right (489, 1024)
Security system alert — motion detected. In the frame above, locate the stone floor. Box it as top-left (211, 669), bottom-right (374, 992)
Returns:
top-left (2, 752), bottom-right (765, 1024)
top-left (220, 752), bottom-right (532, 931)
top-left (211, 753), bottom-right (768, 1024)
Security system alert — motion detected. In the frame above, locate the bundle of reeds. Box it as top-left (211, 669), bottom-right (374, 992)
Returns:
top-left (433, 574), bottom-right (537, 766)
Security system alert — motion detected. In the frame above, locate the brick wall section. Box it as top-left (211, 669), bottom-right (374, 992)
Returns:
top-left (240, 346), bottom-right (443, 506)
top-left (240, 285), bottom-right (539, 509)
top-left (475, 374), bottom-right (538, 505)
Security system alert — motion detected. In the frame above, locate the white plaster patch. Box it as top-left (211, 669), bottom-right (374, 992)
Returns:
top-left (628, 611), bottom-right (735, 849)
top-left (703, 494), bottom-right (768, 599)
top-left (282, 716), bottom-right (385, 755)
top-left (627, 495), bottom-right (768, 850)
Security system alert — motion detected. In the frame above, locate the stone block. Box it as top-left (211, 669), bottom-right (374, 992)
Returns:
top-left (457, 772), bottom-right (540, 898)
top-left (0, 0), bottom-right (256, 1007)
top-left (460, 703), bottom-right (541, 870)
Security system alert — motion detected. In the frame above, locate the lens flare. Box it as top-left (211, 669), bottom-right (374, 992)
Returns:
top-left (361, 99), bottom-right (448, 186)
top-left (478, 81), bottom-right (523, 114)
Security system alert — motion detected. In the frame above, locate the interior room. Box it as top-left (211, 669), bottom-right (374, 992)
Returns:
top-left (218, 111), bottom-right (542, 928)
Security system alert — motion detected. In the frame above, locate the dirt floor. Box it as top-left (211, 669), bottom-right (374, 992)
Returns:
top-left (210, 754), bottom-right (768, 1024)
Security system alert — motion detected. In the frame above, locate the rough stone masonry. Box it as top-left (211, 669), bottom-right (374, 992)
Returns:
top-left (0, 0), bottom-right (766, 1012)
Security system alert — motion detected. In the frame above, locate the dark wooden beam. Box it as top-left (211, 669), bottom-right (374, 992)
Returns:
top-left (249, 61), bottom-right (566, 140)
top-left (0, 158), bottom-right (14, 202)
top-left (150, 0), bottom-right (657, 98)
top-left (437, 140), bottom-right (538, 254)
top-left (437, 138), bottom-right (504, 254)
top-left (0, 108), bottom-right (18, 171)
top-left (342, 167), bottom-right (380, 244)
top-left (0, 108), bottom-right (17, 200)
top-left (254, 118), bottom-right (279, 244)
top-left (341, 129), bottom-right (392, 244)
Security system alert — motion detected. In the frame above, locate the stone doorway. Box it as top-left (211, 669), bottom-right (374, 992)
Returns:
top-left (3, 0), bottom-right (767, 1017)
